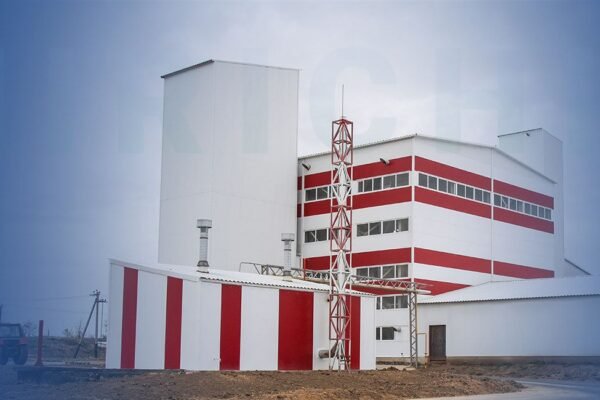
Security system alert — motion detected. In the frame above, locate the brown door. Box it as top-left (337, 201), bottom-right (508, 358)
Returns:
top-left (429, 325), bottom-right (446, 361)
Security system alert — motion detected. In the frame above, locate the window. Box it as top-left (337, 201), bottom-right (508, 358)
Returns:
top-left (305, 228), bottom-right (328, 243)
top-left (475, 189), bottom-right (483, 202)
top-left (358, 181), bottom-right (363, 192)
top-left (396, 264), bottom-right (408, 278)
top-left (358, 264), bottom-right (408, 281)
top-left (545, 208), bottom-right (551, 220)
top-left (316, 186), bottom-right (329, 200)
top-left (419, 173), bottom-right (428, 187)
top-left (483, 191), bottom-right (491, 204)
top-left (501, 196), bottom-right (509, 208)
top-left (373, 177), bottom-right (382, 191)
top-left (457, 184), bottom-right (466, 197)
top-left (524, 203), bottom-right (531, 214)
top-left (447, 181), bottom-right (456, 195)
top-left (438, 179), bottom-right (448, 192)
top-left (396, 295), bottom-right (408, 309)
top-left (357, 223), bottom-right (369, 237)
top-left (428, 176), bottom-right (438, 190)
top-left (396, 173), bottom-right (409, 187)
top-left (531, 204), bottom-right (538, 217)
top-left (376, 327), bottom-right (396, 341)
top-left (364, 179), bottom-right (373, 192)
top-left (516, 200), bottom-right (523, 212)
top-left (383, 175), bottom-right (395, 189)
top-left (381, 296), bottom-right (395, 310)
top-left (494, 194), bottom-right (501, 206)
top-left (369, 221), bottom-right (381, 235)
top-left (357, 268), bottom-right (368, 277)
top-left (396, 218), bottom-right (409, 232)
top-left (465, 186), bottom-right (474, 199)
top-left (382, 220), bottom-right (396, 234)
top-left (306, 188), bottom-right (316, 202)
top-left (382, 265), bottom-right (395, 279)
top-left (368, 267), bottom-right (380, 278)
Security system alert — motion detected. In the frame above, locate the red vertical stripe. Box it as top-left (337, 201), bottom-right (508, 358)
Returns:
top-left (164, 277), bottom-right (183, 369)
top-left (278, 290), bottom-right (314, 370)
top-left (344, 296), bottom-right (361, 370)
top-left (220, 284), bottom-right (242, 370)
top-left (120, 267), bottom-right (138, 369)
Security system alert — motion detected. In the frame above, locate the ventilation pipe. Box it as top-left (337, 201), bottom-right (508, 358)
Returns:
top-left (196, 219), bottom-right (212, 272)
top-left (281, 233), bottom-right (295, 277)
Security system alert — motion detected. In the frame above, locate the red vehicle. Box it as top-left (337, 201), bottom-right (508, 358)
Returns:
top-left (0, 323), bottom-right (28, 365)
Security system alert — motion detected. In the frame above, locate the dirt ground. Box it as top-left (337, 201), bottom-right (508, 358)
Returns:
top-left (0, 366), bottom-right (521, 400)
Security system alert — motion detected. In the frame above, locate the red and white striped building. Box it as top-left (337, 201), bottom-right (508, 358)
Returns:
top-left (106, 259), bottom-right (376, 370)
top-left (297, 129), bottom-right (582, 358)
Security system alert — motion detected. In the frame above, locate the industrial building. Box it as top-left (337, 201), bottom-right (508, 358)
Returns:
top-left (106, 59), bottom-right (597, 371)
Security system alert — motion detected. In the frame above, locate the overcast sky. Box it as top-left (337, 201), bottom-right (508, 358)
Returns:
top-left (1, 0), bottom-right (599, 334)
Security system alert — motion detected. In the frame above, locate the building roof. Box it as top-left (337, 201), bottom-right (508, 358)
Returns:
top-left (109, 259), bottom-right (370, 295)
top-left (298, 132), bottom-right (556, 183)
top-left (161, 59), bottom-right (299, 79)
top-left (419, 275), bottom-right (600, 305)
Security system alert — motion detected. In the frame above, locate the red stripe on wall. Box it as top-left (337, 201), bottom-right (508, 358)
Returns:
top-left (297, 176), bottom-right (302, 190)
top-left (349, 296), bottom-right (361, 370)
top-left (413, 278), bottom-right (470, 295)
top-left (494, 207), bottom-right (554, 234)
top-left (494, 261), bottom-right (554, 279)
top-left (415, 187), bottom-right (491, 219)
top-left (414, 247), bottom-right (491, 274)
top-left (303, 248), bottom-right (411, 271)
top-left (353, 156), bottom-right (411, 180)
top-left (164, 277), bottom-right (183, 370)
top-left (121, 267), bottom-right (138, 369)
top-left (494, 179), bottom-right (554, 209)
top-left (220, 284), bottom-right (242, 370)
top-left (303, 199), bottom-right (331, 217)
top-left (301, 157), bottom-right (411, 189)
top-left (415, 156), bottom-right (491, 190)
top-left (354, 187), bottom-right (412, 210)
top-left (278, 290), bottom-right (314, 370)
top-left (304, 171), bottom-right (330, 189)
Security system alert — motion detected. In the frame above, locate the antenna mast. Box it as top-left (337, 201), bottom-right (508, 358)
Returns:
top-left (329, 89), bottom-right (354, 371)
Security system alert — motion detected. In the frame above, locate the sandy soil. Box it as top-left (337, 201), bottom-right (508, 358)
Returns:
top-left (0, 366), bottom-right (521, 400)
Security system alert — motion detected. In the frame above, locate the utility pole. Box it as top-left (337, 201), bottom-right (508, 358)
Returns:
top-left (74, 290), bottom-right (106, 359)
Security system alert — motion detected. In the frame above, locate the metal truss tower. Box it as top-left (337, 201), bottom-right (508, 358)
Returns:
top-left (328, 116), bottom-right (354, 371)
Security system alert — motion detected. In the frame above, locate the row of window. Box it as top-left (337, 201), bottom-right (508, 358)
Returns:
top-left (418, 173), bottom-right (491, 204)
top-left (376, 326), bottom-right (398, 341)
top-left (357, 218), bottom-right (409, 237)
top-left (494, 194), bottom-right (552, 221)
top-left (305, 185), bottom-right (332, 202)
top-left (304, 228), bottom-right (329, 243)
top-left (356, 264), bottom-right (409, 279)
top-left (376, 295), bottom-right (408, 310)
top-left (357, 172), bottom-right (409, 193)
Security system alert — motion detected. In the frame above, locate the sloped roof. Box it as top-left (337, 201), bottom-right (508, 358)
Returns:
top-left (109, 259), bottom-right (370, 295)
top-left (420, 275), bottom-right (600, 305)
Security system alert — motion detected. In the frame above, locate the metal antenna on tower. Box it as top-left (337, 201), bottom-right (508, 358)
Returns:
top-left (341, 85), bottom-right (345, 117)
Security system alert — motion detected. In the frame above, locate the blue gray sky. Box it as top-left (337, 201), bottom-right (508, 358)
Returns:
top-left (1, 0), bottom-right (599, 334)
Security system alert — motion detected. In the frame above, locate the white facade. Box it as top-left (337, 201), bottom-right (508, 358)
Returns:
top-left (418, 276), bottom-right (600, 359)
top-left (158, 60), bottom-right (299, 269)
top-left (106, 259), bottom-right (376, 371)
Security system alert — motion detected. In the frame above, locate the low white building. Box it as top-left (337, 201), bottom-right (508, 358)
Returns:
top-left (418, 275), bottom-right (600, 361)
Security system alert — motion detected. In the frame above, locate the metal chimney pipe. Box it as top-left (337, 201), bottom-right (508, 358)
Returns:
top-left (281, 233), bottom-right (295, 276)
top-left (197, 219), bottom-right (212, 271)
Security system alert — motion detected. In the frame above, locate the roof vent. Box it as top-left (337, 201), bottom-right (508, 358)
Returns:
top-left (196, 219), bottom-right (212, 272)
top-left (281, 233), bottom-right (295, 277)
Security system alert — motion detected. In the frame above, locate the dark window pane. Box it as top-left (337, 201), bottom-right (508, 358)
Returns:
top-left (418, 173), bottom-right (428, 187)
top-left (501, 196), bottom-right (509, 208)
top-left (369, 221), bottom-right (382, 235)
top-left (376, 327), bottom-right (381, 340)
top-left (316, 229), bottom-right (328, 241)
top-left (382, 265), bottom-right (395, 279)
top-left (531, 205), bottom-right (538, 216)
top-left (439, 179), bottom-right (448, 192)
top-left (358, 181), bottom-right (364, 193)
top-left (494, 194), bottom-right (501, 206)
top-left (357, 223), bottom-right (369, 237)
top-left (483, 191), bottom-right (491, 204)
top-left (524, 203), bottom-right (531, 214)
top-left (475, 189), bottom-right (483, 201)
top-left (396, 173), bottom-right (409, 187)
top-left (382, 220), bottom-right (395, 234)
top-left (516, 200), bottom-right (523, 212)
top-left (396, 295), bottom-right (408, 309)
top-left (397, 218), bottom-right (409, 232)
top-left (545, 208), bottom-right (551, 220)
top-left (369, 267), bottom-right (381, 278)
top-left (428, 176), bottom-right (437, 190)
top-left (381, 327), bottom-right (395, 340)
top-left (457, 184), bottom-right (466, 197)
top-left (373, 177), bottom-right (382, 191)
top-left (364, 179), bottom-right (373, 192)
top-left (466, 186), bottom-right (474, 199)
top-left (306, 189), bottom-right (316, 202)
top-left (305, 231), bottom-right (316, 243)
top-left (447, 181), bottom-right (456, 194)
top-left (382, 296), bottom-right (395, 310)
top-left (357, 268), bottom-right (369, 277)
top-left (317, 186), bottom-right (329, 200)
top-left (396, 264), bottom-right (408, 278)
top-left (383, 175), bottom-right (395, 189)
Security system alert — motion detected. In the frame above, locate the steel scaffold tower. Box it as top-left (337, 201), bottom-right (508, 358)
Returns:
top-left (329, 116), bottom-right (354, 371)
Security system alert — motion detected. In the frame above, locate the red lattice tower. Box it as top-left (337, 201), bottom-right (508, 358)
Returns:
top-left (328, 116), bottom-right (354, 371)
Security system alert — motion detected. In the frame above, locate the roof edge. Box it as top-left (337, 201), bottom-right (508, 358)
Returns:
top-left (161, 59), bottom-right (300, 79)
